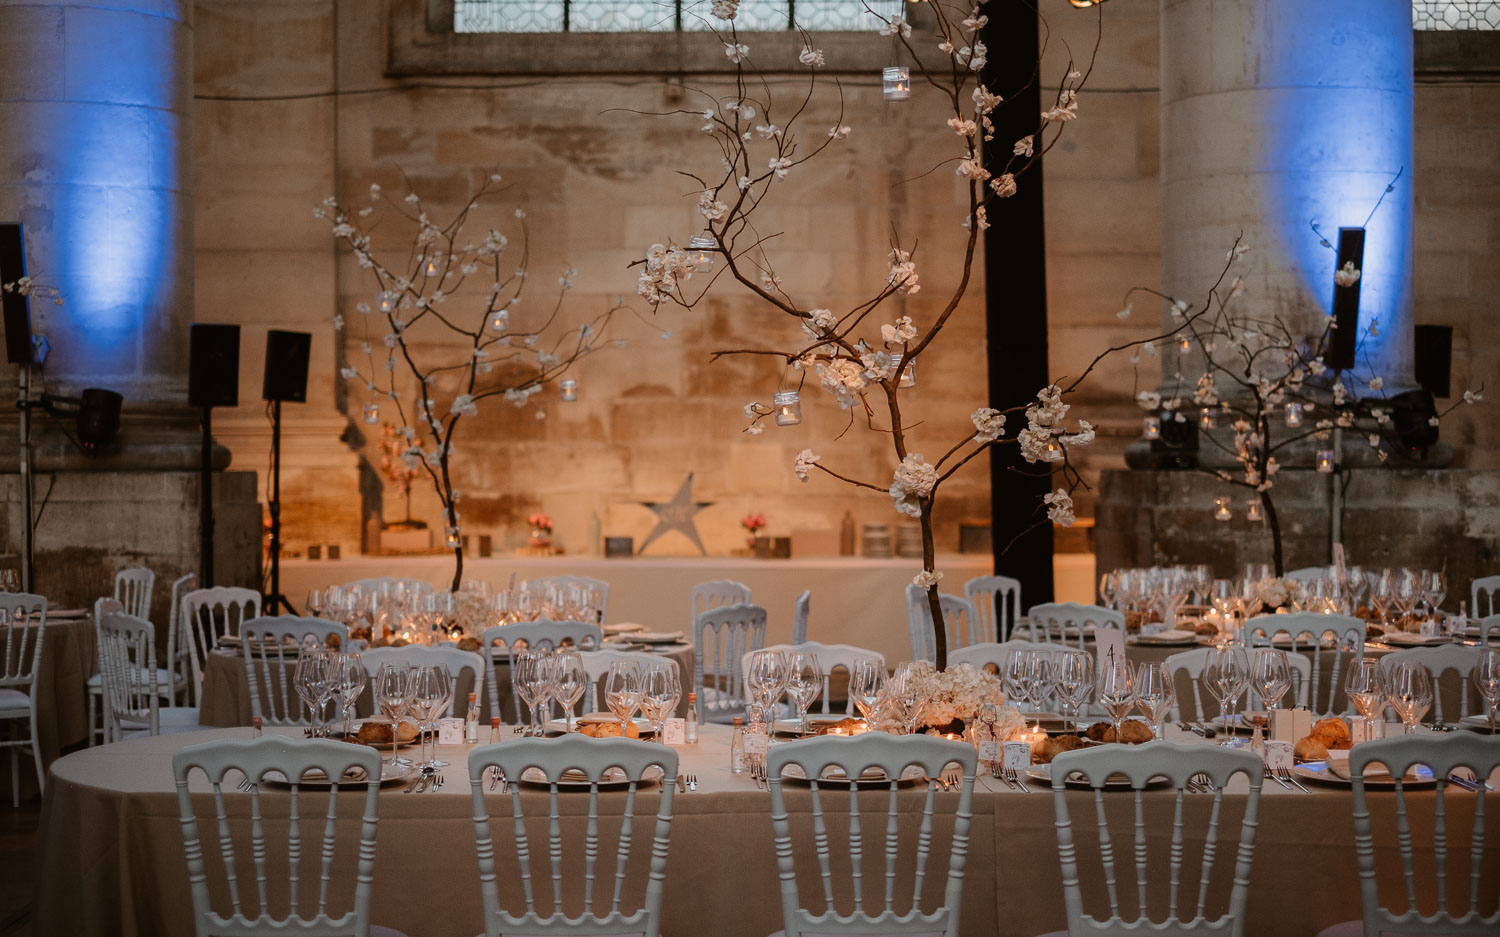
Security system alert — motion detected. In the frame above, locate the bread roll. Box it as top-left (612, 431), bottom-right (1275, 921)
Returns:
top-left (1311, 717), bottom-right (1351, 750)
top-left (1082, 720), bottom-right (1153, 744)
top-left (1033, 733), bottom-right (1087, 765)
top-left (1294, 736), bottom-right (1329, 762)
top-left (579, 720), bottom-right (640, 739)
top-left (355, 720), bottom-right (418, 745)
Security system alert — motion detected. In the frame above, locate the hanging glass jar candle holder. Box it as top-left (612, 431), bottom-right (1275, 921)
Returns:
top-left (445, 525), bottom-right (462, 549)
top-left (424, 255), bottom-right (440, 277)
top-left (362, 402), bottom-right (380, 425)
top-left (1177, 335), bottom-right (1192, 355)
top-left (883, 67), bottom-right (911, 102)
top-left (1199, 407), bottom-right (1218, 429)
top-left (559, 379), bottom-right (578, 402)
top-left (1142, 415), bottom-right (1161, 440)
top-left (1284, 402), bottom-right (1304, 428)
top-left (889, 353), bottom-right (916, 388)
top-left (1213, 497), bottom-right (1233, 522)
top-left (377, 290), bottom-right (397, 314)
top-left (488, 308), bottom-right (508, 333)
top-left (773, 390), bottom-right (802, 426)
top-left (1316, 449), bottom-right (1336, 473)
top-left (687, 235), bottom-right (717, 270)
top-left (1245, 497), bottom-right (1264, 522)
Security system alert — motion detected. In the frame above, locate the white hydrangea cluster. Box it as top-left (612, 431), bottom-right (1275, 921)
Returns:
top-left (636, 243), bottom-right (698, 306)
top-left (889, 453), bottom-right (937, 518)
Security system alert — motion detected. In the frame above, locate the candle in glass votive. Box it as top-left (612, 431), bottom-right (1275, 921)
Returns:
top-left (883, 67), bottom-right (911, 102)
top-left (1143, 415), bottom-right (1161, 440)
top-left (772, 389), bottom-right (802, 426)
top-left (1213, 496), bottom-right (1232, 522)
top-left (1245, 497), bottom-right (1263, 522)
top-left (1200, 407), bottom-right (1218, 429)
top-left (1024, 725), bottom-right (1048, 755)
top-left (1284, 402), bottom-right (1303, 427)
top-left (1316, 449), bottom-right (1336, 473)
top-left (559, 379), bottom-right (578, 402)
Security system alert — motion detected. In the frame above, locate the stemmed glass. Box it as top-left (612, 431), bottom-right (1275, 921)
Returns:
top-left (336, 652), bottom-right (366, 739)
top-left (1030, 653), bottom-right (1059, 713)
top-left (1203, 645), bottom-right (1250, 743)
top-left (1134, 662), bottom-right (1175, 739)
top-left (1472, 648), bottom-right (1500, 734)
top-left (374, 663), bottom-right (415, 766)
top-left (411, 666), bottom-right (449, 768)
top-left (306, 589), bottom-right (324, 618)
top-left (514, 649), bottom-right (554, 737)
top-left (604, 660), bottom-right (644, 735)
top-left (746, 649), bottom-right (790, 713)
top-left (785, 652), bottom-right (824, 736)
top-left (1096, 649), bottom-right (1135, 743)
top-left (1004, 650), bottom-right (1040, 713)
top-left (850, 658), bottom-right (886, 722)
top-left (1420, 570), bottom-right (1448, 622)
top-left (1053, 650), bottom-right (1093, 725)
top-left (1253, 649), bottom-right (1292, 712)
top-left (884, 662), bottom-right (927, 734)
top-left (1208, 579), bottom-right (1237, 640)
top-left (639, 662), bottom-right (681, 741)
top-left (1098, 571), bottom-right (1119, 610)
top-left (294, 650), bottom-right (329, 734)
top-left (1386, 661), bottom-right (1433, 735)
top-left (1345, 658), bottom-right (1385, 741)
top-left (553, 650), bottom-right (587, 733)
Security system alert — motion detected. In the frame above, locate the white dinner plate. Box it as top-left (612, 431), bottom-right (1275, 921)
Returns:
top-left (630, 631), bottom-right (686, 644)
top-left (257, 761), bottom-right (413, 789)
top-left (773, 716), bottom-right (853, 736)
top-left (518, 765), bottom-right (665, 790)
top-left (544, 716), bottom-right (656, 737)
top-left (1025, 764), bottom-right (1170, 790)
top-left (776, 764), bottom-right (925, 787)
top-left (1133, 630), bottom-right (1198, 646)
top-left (602, 622), bottom-right (645, 635)
top-left (1379, 632), bottom-right (1453, 647)
top-left (1293, 761), bottom-right (1436, 787)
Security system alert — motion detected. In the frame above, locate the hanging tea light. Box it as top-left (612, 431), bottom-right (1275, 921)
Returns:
top-left (1213, 497), bottom-right (1232, 522)
top-left (883, 67), bottom-right (911, 102)
top-left (559, 379), bottom-right (578, 402)
top-left (687, 235), bottom-right (717, 270)
top-left (424, 255), bottom-right (440, 277)
top-left (1316, 449), bottom-right (1336, 473)
top-left (1177, 335), bottom-right (1192, 355)
top-left (1142, 415), bottom-right (1161, 440)
top-left (1246, 497), bottom-right (1264, 522)
top-left (889, 353), bottom-right (916, 388)
top-left (1199, 407), bottom-right (1217, 429)
top-left (445, 525), bottom-right (462, 549)
top-left (488, 308), bottom-right (508, 333)
top-left (362, 402), bottom-right (380, 425)
top-left (773, 390), bottom-right (802, 426)
top-left (1284, 402), bottom-right (1304, 427)
top-left (377, 291), bottom-right (397, 314)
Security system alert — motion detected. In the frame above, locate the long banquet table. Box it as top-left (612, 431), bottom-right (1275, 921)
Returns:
top-left (36, 723), bottom-right (1499, 937)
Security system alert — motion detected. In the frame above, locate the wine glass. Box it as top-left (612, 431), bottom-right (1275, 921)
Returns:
top-left (306, 589), bottom-right (324, 618)
top-left (1420, 570), bottom-right (1448, 620)
top-left (553, 649), bottom-right (587, 733)
top-left (1096, 648), bottom-right (1135, 743)
top-left (1386, 661), bottom-right (1433, 734)
top-left (640, 661), bottom-right (680, 740)
top-left (884, 661), bottom-right (928, 734)
top-left (336, 652), bottom-right (366, 739)
top-left (374, 663), bottom-right (415, 766)
top-left (1003, 650), bottom-right (1039, 713)
top-left (785, 652), bottom-right (823, 736)
top-left (1203, 645), bottom-right (1250, 742)
top-left (1208, 579), bottom-right (1236, 640)
top-left (604, 660), bottom-right (644, 734)
top-left (1472, 648), bottom-right (1500, 734)
top-left (1098, 571), bottom-right (1119, 610)
top-left (1345, 657), bottom-right (1385, 741)
top-left (515, 648), bottom-right (554, 737)
top-left (411, 666), bottom-right (447, 767)
top-left (1134, 662), bottom-right (1175, 739)
top-left (1253, 649), bottom-right (1292, 712)
top-left (1053, 650), bottom-right (1093, 724)
top-left (851, 658), bottom-right (886, 722)
top-left (746, 649), bottom-right (790, 710)
top-left (293, 649), bottom-right (329, 734)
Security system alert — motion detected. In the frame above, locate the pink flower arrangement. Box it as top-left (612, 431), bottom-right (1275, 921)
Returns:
top-left (740, 513), bottom-right (767, 534)
top-left (528, 513), bottom-right (552, 533)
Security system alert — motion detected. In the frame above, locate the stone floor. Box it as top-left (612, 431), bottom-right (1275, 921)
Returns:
top-left (0, 801), bottom-right (38, 937)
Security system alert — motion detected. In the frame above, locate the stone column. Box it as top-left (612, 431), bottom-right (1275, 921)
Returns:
top-left (1160, 0), bottom-right (1416, 391)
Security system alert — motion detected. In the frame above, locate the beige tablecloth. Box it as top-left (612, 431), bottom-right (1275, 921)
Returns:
top-left (198, 643), bottom-right (696, 727)
top-left (36, 724), bottom-right (1499, 937)
top-left (0, 613), bottom-right (94, 802)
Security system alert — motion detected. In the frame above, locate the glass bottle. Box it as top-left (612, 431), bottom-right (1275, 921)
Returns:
top-left (489, 716), bottom-right (500, 744)
top-left (685, 692), bottom-right (699, 744)
top-left (465, 692), bottom-right (479, 743)
top-left (730, 717), bottom-right (747, 774)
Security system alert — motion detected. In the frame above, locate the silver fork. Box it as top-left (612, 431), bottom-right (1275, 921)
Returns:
top-left (942, 767), bottom-right (963, 790)
top-left (432, 773), bottom-right (444, 792)
top-left (687, 773), bottom-right (698, 792)
top-left (1275, 765), bottom-right (1310, 794)
top-left (1003, 768), bottom-right (1030, 793)
top-left (989, 763), bottom-right (1017, 791)
top-left (1263, 766), bottom-right (1293, 791)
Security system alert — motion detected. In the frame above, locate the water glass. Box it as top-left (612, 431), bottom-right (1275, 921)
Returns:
top-left (785, 652), bottom-right (823, 735)
top-left (374, 663), bottom-right (415, 765)
top-left (1386, 661), bottom-right (1433, 734)
top-left (1345, 658), bottom-right (1384, 740)
top-left (553, 649), bottom-right (588, 733)
top-left (1134, 662), bottom-right (1175, 739)
top-left (1253, 649), bottom-right (1292, 711)
top-left (1473, 648), bottom-right (1500, 733)
top-left (1096, 652), bottom-right (1135, 742)
top-left (604, 660), bottom-right (644, 734)
top-left (851, 658), bottom-right (886, 722)
top-left (639, 661), bottom-right (681, 740)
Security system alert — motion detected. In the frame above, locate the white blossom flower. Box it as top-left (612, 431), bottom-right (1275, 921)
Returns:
top-left (745, 423), bottom-right (764, 436)
top-left (1013, 135), bottom-right (1034, 157)
top-left (972, 85), bottom-right (1003, 113)
top-left (816, 359), bottom-right (867, 408)
top-left (878, 15), bottom-right (912, 38)
top-left (1062, 420), bottom-right (1095, 447)
top-left (962, 13), bottom-right (988, 31)
top-left (971, 408), bottom-right (1005, 443)
top-left (403, 193), bottom-right (420, 205)
top-left (881, 316), bottom-right (917, 345)
top-left (1369, 376), bottom-right (1384, 391)
top-left (332, 314), bottom-right (344, 330)
top-left (913, 569), bottom-right (944, 589)
top-left (827, 124), bottom-right (852, 140)
top-left (1027, 384), bottom-right (1069, 429)
top-left (450, 394), bottom-right (478, 418)
top-left (861, 348), bottom-right (896, 381)
top-left (368, 183), bottom-right (381, 200)
top-left (697, 189), bottom-right (729, 220)
top-left (768, 156), bottom-right (793, 179)
top-left (794, 448), bottom-right (820, 481)
top-left (947, 117), bottom-right (978, 137)
top-left (1227, 242), bottom-right (1252, 262)
top-left (955, 157), bottom-right (990, 182)
top-left (989, 173), bottom-right (1017, 198)
top-left (955, 41), bottom-right (986, 71)
top-left (1117, 304), bottom-right (1133, 320)
top-left (889, 453), bottom-right (937, 518)
top-left (1464, 389), bottom-right (1483, 404)
top-left (1136, 390), bottom-right (1161, 410)
top-left (1334, 261), bottom-right (1361, 287)
top-left (1044, 489), bottom-right (1076, 527)
top-left (798, 47), bottom-right (824, 67)
top-left (803, 308), bottom-right (838, 338)
top-left (514, 209), bottom-right (527, 220)
top-left (340, 367), bottom-right (359, 380)
top-left (888, 248), bottom-right (920, 295)
top-left (711, 0), bottom-right (738, 19)
top-left (724, 42), bottom-right (750, 64)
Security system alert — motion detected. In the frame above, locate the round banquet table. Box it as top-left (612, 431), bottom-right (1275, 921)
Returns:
top-left (198, 642), bottom-right (696, 726)
top-left (0, 611), bottom-right (94, 802)
top-left (35, 723), bottom-right (1498, 937)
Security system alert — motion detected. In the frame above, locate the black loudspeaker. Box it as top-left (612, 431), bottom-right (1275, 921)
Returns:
top-left (188, 323), bottom-right (241, 408)
top-left (1414, 324), bottom-right (1453, 400)
top-left (77, 388), bottom-right (123, 451)
top-left (1389, 388), bottom-right (1439, 454)
top-left (262, 329), bottom-right (311, 403)
top-left (1149, 412), bottom-right (1199, 470)
top-left (1326, 227), bottom-right (1365, 371)
top-left (0, 223), bottom-right (33, 365)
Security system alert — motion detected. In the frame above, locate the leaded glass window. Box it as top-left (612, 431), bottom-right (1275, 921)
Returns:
top-left (454, 0), bottom-right (906, 33)
top-left (1412, 1), bottom-right (1500, 29)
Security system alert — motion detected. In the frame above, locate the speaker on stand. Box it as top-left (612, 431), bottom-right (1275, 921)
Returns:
top-left (262, 330), bottom-right (310, 615)
top-left (1, 224), bottom-right (35, 591)
top-left (189, 324), bottom-right (240, 588)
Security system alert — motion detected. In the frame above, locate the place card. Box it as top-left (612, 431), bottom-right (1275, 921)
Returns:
top-left (1419, 618), bottom-right (1438, 636)
top-left (1271, 708), bottom-right (1311, 743)
top-left (978, 740), bottom-right (1001, 764)
top-left (1349, 719), bottom-right (1381, 744)
top-left (1002, 741), bottom-right (1031, 771)
top-left (437, 718), bottom-right (464, 745)
top-left (1261, 740), bottom-right (1293, 771)
top-left (661, 718), bottom-right (686, 745)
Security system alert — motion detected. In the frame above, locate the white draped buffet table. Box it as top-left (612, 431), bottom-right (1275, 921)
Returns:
top-left (36, 725), bottom-right (1498, 937)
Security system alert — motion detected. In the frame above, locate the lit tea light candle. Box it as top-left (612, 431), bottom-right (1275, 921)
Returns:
top-left (772, 389), bottom-right (802, 426)
top-left (1024, 724), bottom-right (1048, 755)
top-left (1213, 496), bottom-right (1232, 522)
top-left (1142, 415), bottom-right (1161, 440)
top-left (1316, 449), bottom-right (1336, 473)
top-left (882, 67), bottom-right (911, 102)
top-left (1199, 407), bottom-right (1217, 429)
top-left (1245, 497), bottom-right (1263, 522)
top-left (1284, 402), bottom-right (1303, 427)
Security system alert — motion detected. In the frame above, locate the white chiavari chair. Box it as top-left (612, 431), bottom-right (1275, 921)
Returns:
top-left (791, 589), bottom-right (811, 645)
top-left (467, 737), bottom-right (677, 937)
top-left (906, 584), bottom-right (977, 662)
top-left (690, 579), bottom-right (751, 632)
top-left (481, 620), bottom-right (604, 724)
top-left (765, 733), bottom-right (977, 937)
top-left (240, 615), bottom-right (349, 727)
top-left (1023, 602), bottom-right (1126, 650)
top-left (1470, 575), bottom-right (1500, 619)
top-left (113, 566), bottom-right (155, 619)
top-left (1386, 644), bottom-right (1483, 725)
top-left (1040, 742), bottom-right (1265, 937)
top-left (741, 642), bottom-right (884, 716)
top-left (1245, 612), bottom-right (1364, 715)
top-left (0, 592), bottom-right (47, 805)
top-left (1163, 646), bottom-right (1312, 721)
top-left (694, 603), bottom-right (765, 723)
top-left (965, 573), bottom-right (1022, 643)
top-left (171, 736), bottom-right (410, 937)
top-left (181, 586), bottom-right (261, 707)
top-left (97, 601), bottom-right (200, 743)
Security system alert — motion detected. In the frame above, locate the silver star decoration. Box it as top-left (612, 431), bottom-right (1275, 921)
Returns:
top-left (637, 472), bottom-right (713, 555)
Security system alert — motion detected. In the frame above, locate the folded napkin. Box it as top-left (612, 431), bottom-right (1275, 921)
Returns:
top-left (1326, 759), bottom-right (1405, 782)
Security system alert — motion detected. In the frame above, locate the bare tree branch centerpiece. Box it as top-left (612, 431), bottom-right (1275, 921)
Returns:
top-left (319, 177), bottom-right (627, 592)
top-left (630, 2), bottom-right (1115, 670)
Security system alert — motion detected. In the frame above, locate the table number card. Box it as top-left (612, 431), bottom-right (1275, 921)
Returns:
top-left (1095, 626), bottom-right (1126, 681)
top-left (437, 718), bottom-right (464, 745)
top-left (744, 732), bottom-right (769, 756)
top-left (661, 718), bottom-right (686, 745)
top-left (1261, 740), bottom-right (1293, 772)
top-left (1002, 741), bottom-right (1031, 772)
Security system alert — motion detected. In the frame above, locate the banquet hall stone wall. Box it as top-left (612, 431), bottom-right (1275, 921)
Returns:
top-left (189, 0), bottom-right (1499, 568)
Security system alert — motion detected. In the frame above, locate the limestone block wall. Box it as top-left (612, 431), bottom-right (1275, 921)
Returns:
top-left (189, 0), bottom-right (1499, 563)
